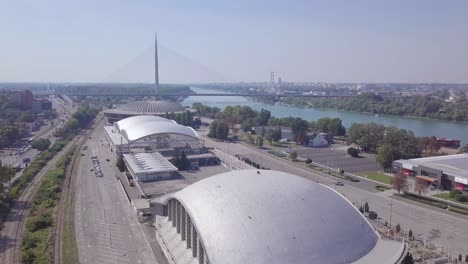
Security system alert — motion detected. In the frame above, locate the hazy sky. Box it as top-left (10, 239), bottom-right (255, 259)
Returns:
top-left (1, 0), bottom-right (468, 83)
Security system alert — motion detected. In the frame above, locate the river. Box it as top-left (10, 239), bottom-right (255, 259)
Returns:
top-left (181, 87), bottom-right (468, 145)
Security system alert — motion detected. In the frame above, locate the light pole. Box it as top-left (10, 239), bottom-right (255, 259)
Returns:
top-left (389, 195), bottom-right (393, 229)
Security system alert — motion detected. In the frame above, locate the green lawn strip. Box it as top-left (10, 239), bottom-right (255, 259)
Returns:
top-left (61, 154), bottom-right (80, 264)
top-left (267, 150), bottom-right (287, 158)
top-left (361, 172), bottom-right (392, 185)
top-left (21, 146), bottom-right (76, 263)
top-left (398, 193), bottom-right (448, 209)
top-left (448, 207), bottom-right (468, 215)
top-left (376, 185), bottom-right (390, 192)
top-left (433, 193), bottom-right (468, 206)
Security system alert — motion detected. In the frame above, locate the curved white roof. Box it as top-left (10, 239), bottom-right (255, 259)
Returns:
top-left (120, 120), bottom-right (199, 142)
top-left (114, 115), bottom-right (173, 132)
top-left (163, 170), bottom-right (388, 264)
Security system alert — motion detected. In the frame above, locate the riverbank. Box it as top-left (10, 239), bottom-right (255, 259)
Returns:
top-left (182, 87), bottom-right (468, 145)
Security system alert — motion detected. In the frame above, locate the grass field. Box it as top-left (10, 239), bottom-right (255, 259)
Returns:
top-left (362, 172), bottom-right (392, 185)
top-left (433, 193), bottom-right (468, 205)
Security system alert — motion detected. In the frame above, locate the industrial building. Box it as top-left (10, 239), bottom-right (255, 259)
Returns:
top-left (152, 170), bottom-right (406, 264)
top-left (123, 152), bottom-right (178, 182)
top-left (393, 154), bottom-right (468, 190)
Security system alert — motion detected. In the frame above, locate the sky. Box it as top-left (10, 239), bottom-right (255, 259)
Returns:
top-left (1, 0), bottom-right (468, 83)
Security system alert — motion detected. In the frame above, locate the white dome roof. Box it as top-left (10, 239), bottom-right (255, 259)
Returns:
top-left (162, 170), bottom-right (390, 264)
top-left (106, 100), bottom-right (186, 115)
top-left (114, 115), bottom-right (173, 132)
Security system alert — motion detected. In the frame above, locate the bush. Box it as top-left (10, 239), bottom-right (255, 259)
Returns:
top-left (25, 213), bottom-right (53, 233)
top-left (339, 169), bottom-right (344, 175)
top-left (461, 195), bottom-right (468, 202)
top-left (395, 224), bottom-right (401, 233)
top-left (289, 151), bottom-right (297, 160)
top-left (347, 147), bottom-right (360, 157)
top-left (454, 194), bottom-right (467, 202)
top-left (449, 189), bottom-right (463, 198)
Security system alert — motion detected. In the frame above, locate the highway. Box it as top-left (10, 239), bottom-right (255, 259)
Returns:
top-left (201, 133), bottom-right (468, 256)
top-left (74, 119), bottom-right (156, 264)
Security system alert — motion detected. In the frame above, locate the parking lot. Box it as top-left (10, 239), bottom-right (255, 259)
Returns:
top-left (279, 145), bottom-right (381, 173)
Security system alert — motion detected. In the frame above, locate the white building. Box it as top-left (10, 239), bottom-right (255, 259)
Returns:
top-left (152, 170), bottom-right (406, 264)
top-left (123, 152), bottom-right (178, 182)
top-left (104, 115), bottom-right (201, 158)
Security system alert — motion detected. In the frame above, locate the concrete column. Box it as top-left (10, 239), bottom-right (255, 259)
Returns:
top-left (167, 200), bottom-right (172, 221)
top-left (192, 228), bottom-right (198, 258)
top-left (181, 207), bottom-right (186, 241)
top-left (186, 216), bottom-right (192, 249)
top-left (199, 240), bottom-right (204, 264)
top-left (171, 200), bottom-right (176, 227)
top-left (176, 201), bottom-right (181, 233)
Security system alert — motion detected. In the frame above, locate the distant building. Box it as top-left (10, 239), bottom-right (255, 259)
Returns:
top-left (31, 98), bottom-right (52, 112)
top-left (304, 133), bottom-right (330, 147)
top-left (436, 137), bottom-right (461, 148)
top-left (2, 90), bottom-right (34, 109)
top-left (393, 154), bottom-right (468, 190)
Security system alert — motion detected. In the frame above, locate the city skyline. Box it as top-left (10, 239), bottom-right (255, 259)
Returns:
top-left (1, 1), bottom-right (468, 83)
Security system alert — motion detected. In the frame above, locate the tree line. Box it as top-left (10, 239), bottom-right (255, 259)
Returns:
top-left (54, 104), bottom-right (99, 138)
top-left (347, 122), bottom-right (445, 169)
top-left (196, 103), bottom-right (346, 143)
top-left (284, 92), bottom-right (468, 122)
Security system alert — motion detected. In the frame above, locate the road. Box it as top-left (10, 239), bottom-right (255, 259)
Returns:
top-left (202, 133), bottom-right (468, 255)
top-left (74, 119), bottom-right (156, 264)
top-left (1, 96), bottom-right (76, 187)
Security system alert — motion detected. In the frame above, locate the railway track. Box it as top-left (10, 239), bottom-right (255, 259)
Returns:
top-left (0, 140), bottom-right (77, 264)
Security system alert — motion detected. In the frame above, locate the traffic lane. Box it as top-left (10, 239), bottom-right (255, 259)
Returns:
top-left (75, 122), bottom-right (156, 264)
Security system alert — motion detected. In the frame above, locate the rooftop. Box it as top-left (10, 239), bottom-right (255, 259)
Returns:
top-left (105, 100), bottom-right (186, 115)
top-left (123, 152), bottom-right (177, 175)
top-left (396, 154), bottom-right (468, 179)
top-left (157, 170), bottom-right (405, 264)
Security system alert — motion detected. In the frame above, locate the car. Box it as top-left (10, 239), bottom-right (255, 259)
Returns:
top-left (335, 181), bottom-right (344, 186)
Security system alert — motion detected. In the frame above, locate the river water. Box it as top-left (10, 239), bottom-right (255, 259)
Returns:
top-left (181, 87), bottom-right (468, 145)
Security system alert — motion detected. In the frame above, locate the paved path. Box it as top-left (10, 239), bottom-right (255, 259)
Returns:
top-left (74, 121), bottom-right (157, 264)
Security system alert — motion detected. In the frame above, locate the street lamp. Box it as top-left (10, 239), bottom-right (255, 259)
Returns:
top-left (389, 195), bottom-right (393, 228)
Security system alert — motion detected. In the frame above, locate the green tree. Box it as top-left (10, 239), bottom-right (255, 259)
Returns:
top-left (305, 158), bottom-right (312, 164)
top-left (347, 147), bottom-right (360, 158)
top-left (364, 202), bottom-right (369, 213)
top-left (178, 151), bottom-right (191, 170)
top-left (291, 118), bottom-right (309, 144)
top-left (289, 151), bottom-right (297, 160)
top-left (241, 120), bottom-right (253, 133)
top-left (395, 224), bottom-right (401, 233)
top-left (31, 138), bottom-right (51, 151)
top-left (391, 173), bottom-right (408, 194)
top-left (376, 143), bottom-right (395, 170)
top-left (256, 136), bottom-right (264, 148)
top-left (215, 121), bottom-right (229, 140)
top-left (116, 157), bottom-right (126, 172)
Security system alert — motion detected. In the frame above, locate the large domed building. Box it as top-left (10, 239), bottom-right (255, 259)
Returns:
top-left (152, 170), bottom-right (406, 264)
top-left (103, 100), bottom-right (190, 124)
